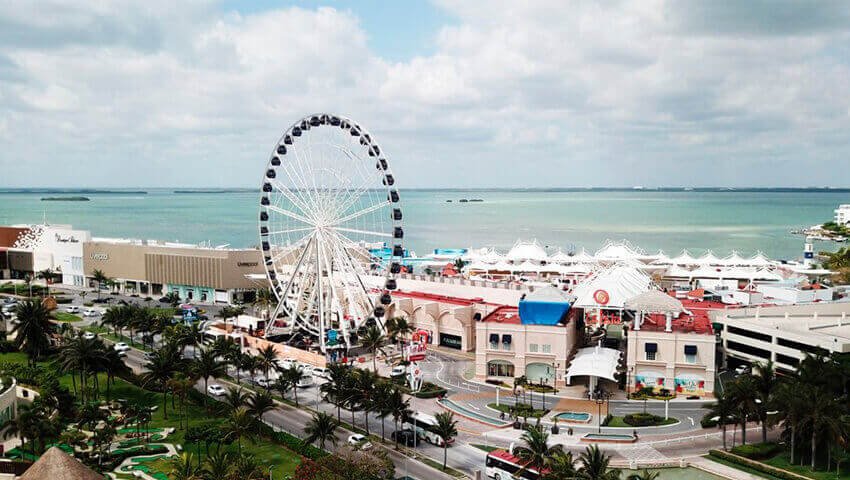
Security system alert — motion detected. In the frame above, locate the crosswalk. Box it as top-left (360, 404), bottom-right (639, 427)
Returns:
top-left (617, 445), bottom-right (667, 462)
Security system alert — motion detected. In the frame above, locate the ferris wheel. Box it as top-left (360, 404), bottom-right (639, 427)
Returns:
top-left (258, 114), bottom-right (403, 352)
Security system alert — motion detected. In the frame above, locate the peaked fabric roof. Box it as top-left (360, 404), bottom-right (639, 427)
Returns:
top-left (526, 285), bottom-right (576, 303)
top-left (594, 240), bottom-right (645, 262)
top-left (20, 447), bottom-right (104, 480)
top-left (572, 264), bottom-right (652, 309)
top-left (548, 250), bottom-right (574, 264)
top-left (624, 290), bottom-right (686, 314)
top-left (506, 239), bottom-right (548, 262)
top-left (670, 250), bottom-right (699, 265)
top-left (566, 345), bottom-right (621, 382)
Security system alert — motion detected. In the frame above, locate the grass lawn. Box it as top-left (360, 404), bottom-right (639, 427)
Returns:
top-left (0, 352), bottom-right (302, 479)
top-left (762, 453), bottom-right (850, 480)
top-left (487, 402), bottom-right (549, 418)
top-left (605, 415), bottom-right (678, 428)
top-left (704, 454), bottom-right (784, 480)
top-left (50, 312), bottom-right (83, 322)
top-left (470, 444), bottom-right (499, 453)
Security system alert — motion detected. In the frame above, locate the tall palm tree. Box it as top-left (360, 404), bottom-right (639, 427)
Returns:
top-left (91, 269), bottom-right (107, 300)
top-left (3, 403), bottom-right (47, 453)
top-left (223, 386), bottom-right (250, 412)
top-left (303, 412), bottom-right (339, 450)
top-left (775, 380), bottom-right (808, 464)
top-left (707, 389), bottom-right (736, 451)
top-left (579, 445), bottom-right (620, 480)
top-left (373, 382), bottom-right (394, 442)
top-left (729, 374), bottom-right (759, 446)
top-left (142, 346), bottom-right (181, 418)
top-left (354, 368), bottom-right (378, 435)
top-left (192, 347), bottom-right (226, 408)
top-left (752, 360), bottom-right (779, 443)
top-left (386, 316), bottom-right (414, 357)
top-left (255, 345), bottom-right (278, 388)
top-left (166, 453), bottom-right (204, 480)
top-left (360, 324), bottom-right (386, 372)
top-left (273, 375), bottom-right (293, 405)
top-left (804, 386), bottom-right (843, 470)
top-left (216, 305), bottom-right (245, 333)
top-left (283, 366), bottom-right (305, 407)
top-left (251, 288), bottom-right (274, 318)
top-left (12, 300), bottom-right (54, 366)
top-left (515, 425), bottom-right (564, 473)
top-left (542, 452), bottom-right (578, 480)
top-left (388, 387), bottom-right (411, 449)
top-left (36, 269), bottom-right (52, 296)
top-left (246, 390), bottom-right (275, 421)
top-left (322, 364), bottom-right (352, 422)
top-left (222, 407), bottom-right (257, 455)
top-left (434, 412), bottom-right (458, 470)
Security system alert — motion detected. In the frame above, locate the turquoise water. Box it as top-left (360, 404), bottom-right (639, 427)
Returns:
top-left (555, 412), bottom-right (592, 422)
top-left (0, 189), bottom-right (846, 259)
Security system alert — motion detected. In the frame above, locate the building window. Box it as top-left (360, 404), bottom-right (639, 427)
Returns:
top-left (529, 344), bottom-right (538, 353)
top-left (645, 342), bottom-right (658, 361)
top-left (487, 360), bottom-right (514, 378)
top-left (727, 326), bottom-right (772, 343)
top-left (502, 335), bottom-right (512, 351)
top-left (684, 345), bottom-right (697, 364)
top-left (489, 333), bottom-right (499, 350)
top-left (541, 344), bottom-right (551, 354)
top-left (646, 351), bottom-right (656, 361)
top-left (726, 340), bottom-right (771, 360)
top-left (776, 338), bottom-right (828, 356)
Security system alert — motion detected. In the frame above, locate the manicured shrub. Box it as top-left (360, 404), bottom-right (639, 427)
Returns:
top-left (709, 449), bottom-right (806, 480)
top-left (731, 442), bottom-right (781, 460)
top-left (623, 413), bottom-right (664, 426)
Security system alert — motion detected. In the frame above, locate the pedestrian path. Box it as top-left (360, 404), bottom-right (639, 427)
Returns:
top-left (617, 445), bottom-right (666, 462)
top-left (689, 456), bottom-right (767, 480)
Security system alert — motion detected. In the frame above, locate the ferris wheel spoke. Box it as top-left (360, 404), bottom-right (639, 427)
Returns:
top-left (330, 147), bottom-right (373, 217)
top-left (334, 226), bottom-right (391, 238)
top-left (266, 226), bottom-right (315, 236)
top-left (267, 205), bottom-right (316, 227)
top-left (333, 200), bottom-right (390, 226)
top-left (270, 178), bottom-right (316, 222)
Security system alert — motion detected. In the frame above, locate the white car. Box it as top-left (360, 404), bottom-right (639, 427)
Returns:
top-left (83, 308), bottom-right (99, 317)
top-left (83, 332), bottom-right (96, 340)
top-left (280, 358), bottom-right (297, 370)
top-left (113, 342), bottom-right (130, 352)
top-left (390, 365), bottom-right (407, 377)
top-left (735, 365), bottom-right (750, 375)
top-left (296, 375), bottom-right (314, 388)
top-left (347, 434), bottom-right (372, 450)
top-left (297, 363), bottom-right (313, 375)
top-left (66, 306), bottom-right (80, 314)
top-left (312, 367), bottom-right (329, 379)
top-left (255, 377), bottom-right (273, 389)
top-left (207, 384), bottom-right (226, 396)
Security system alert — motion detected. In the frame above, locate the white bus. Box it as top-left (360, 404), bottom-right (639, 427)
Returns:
top-left (485, 449), bottom-right (540, 480)
top-left (401, 412), bottom-right (454, 446)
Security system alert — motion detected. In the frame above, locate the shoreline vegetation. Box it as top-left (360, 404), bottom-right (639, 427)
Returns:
top-left (41, 196), bottom-right (90, 201)
top-left (792, 222), bottom-right (849, 242)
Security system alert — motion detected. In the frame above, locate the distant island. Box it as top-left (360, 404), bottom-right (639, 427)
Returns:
top-left (174, 189), bottom-right (254, 194)
top-left (0, 189), bottom-right (146, 194)
top-left (41, 196), bottom-right (90, 202)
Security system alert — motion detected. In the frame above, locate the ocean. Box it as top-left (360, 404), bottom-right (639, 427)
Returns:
top-left (1, 189), bottom-right (847, 260)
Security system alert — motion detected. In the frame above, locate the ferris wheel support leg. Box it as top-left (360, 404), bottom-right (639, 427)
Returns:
top-left (264, 235), bottom-right (315, 339)
top-left (316, 233), bottom-right (327, 354)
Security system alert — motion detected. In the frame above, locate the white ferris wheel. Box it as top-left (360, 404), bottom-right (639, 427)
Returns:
top-left (259, 114), bottom-right (403, 352)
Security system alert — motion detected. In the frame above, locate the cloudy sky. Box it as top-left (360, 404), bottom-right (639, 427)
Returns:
top-left (2, 0), bottom-right (850, 188)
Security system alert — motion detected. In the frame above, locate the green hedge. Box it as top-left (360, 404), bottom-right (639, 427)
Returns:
top-left (731, 442), bottom-right (782, 460)
top-left (624, 413), bottom-right (664, 426)
top-left (709, 449), bottom-right (808, 480)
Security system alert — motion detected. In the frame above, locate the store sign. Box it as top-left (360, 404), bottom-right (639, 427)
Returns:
top-left (675, 376), bottom-right (705, 396)
top-left (237, 262), bottom-right (258, 267)
top-left (593, 289), bottom-right (610, 305)
top-left (90, 253), bottom-right (109, 260)
top-left (635, 373), bottom-right (666, 392)
top-left (55, 233), bottom-right (80, 243)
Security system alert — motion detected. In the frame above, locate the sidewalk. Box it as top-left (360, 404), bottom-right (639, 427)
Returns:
top-left (689, 456), bottom-right (767, 480)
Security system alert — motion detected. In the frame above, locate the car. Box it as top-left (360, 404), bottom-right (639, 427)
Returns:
top-left (297, 363), bottom-right (313, 375)
top-left (113, 342), bottom-right (130, 353)
top-left (83, 308), bottom-right (99, 317)
top-left (143, 352), bottom-right (155, 361)
top-left (2, 298), bottom-right (17, 305)
top-left (390, 429), bottom-right (418, 447)
top-left (207, 384), bottom-right (226, 396)
top-left (65, 305), bottom-right (80, 314)
top-left (83, 331), bottom-right (96, 340)
top-left (280, 358), bottom-right (297, 370)
top-left (296, 375), bottom-right (314, 388)
top-left (158, 296), bottom-right (172, 303)
top-left (311, 367), bottom-right (329, 379)
top-left (735, 365), bottom-right (750, 375)
top-left (347, 434), bottom-right (372, 450)
top-left (255, 377), bottom-right (273, 388)
top-left (390, 365), bottom-right (407, 377)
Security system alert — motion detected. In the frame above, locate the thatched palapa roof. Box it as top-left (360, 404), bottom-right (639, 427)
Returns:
top-left (19, 447), bottom-right (104, 480)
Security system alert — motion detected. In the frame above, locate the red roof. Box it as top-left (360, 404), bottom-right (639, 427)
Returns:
top-left (481, 306), bottom-right (522, 324)
top-left (637, 298), bottom-right (726, 335)
top-left (391, 290), bottom-right (498, 307)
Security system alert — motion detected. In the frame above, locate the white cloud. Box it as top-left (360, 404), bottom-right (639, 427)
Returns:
top-left (0, 0), bottom-right (849, 188)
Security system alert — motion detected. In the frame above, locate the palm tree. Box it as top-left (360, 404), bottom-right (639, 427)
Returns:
top-left (203, 451), bottom-right (233, 479)
top-left (386, 316), bottom-right (414, 357)
top-left (3, 403), bottom-right (47, 453)
top-left (514, 425), bottom-right (564, 473)
top-left (166, 453), bottom-right (204, 480)
top-left (142, 346), bottom-right (181, 419)
top-left (36, 269), bottom-right (52, 296)
top-left (775, 380), bottom-right (808, 464)
top-left (752, 360), bottom-right (779, 443)
top-left (322, 364), bottom-right (352, 422)
top-left (706, 389), bottom-right (736, 451)
top-left (303, 412), bottom-right (339, 450)
top-left (626, 470), bottom-right (660, 480)
top-left (354, 368), bottom-right (378, 435)
top-left (91, 269), bottom-right (108, 299)
top-left (388, 387), bottom-right (411, 449)
top-left (804, 386), bottom-right (843, 470)
top-left (222, 407), bottom-right (257, 455)
top-left (283, 366), bottom-right (305, 407)
top-left (223, 386), bottom-right (250, 412)
top-left (729, 374), bottom-right (759, 446)
top-left (255, 345), bottom-right (278, 387)
top-left (251, 288), bottom-right (274, 318)
top-left (360, 324), bottom-right (386, 372)
top-left (12, 300), bottom-right (54, 366)
top-left (273, 375), bottom-right (293, 405)
top-left (578, 445), bottom-right (620, 480)
top-left (192, 347), bottom-right (225, 408)
top-left (433, 411), bottom-right (458, 470)
top-left (216, 305), bottom-right (245, 333)
top-left (542, 452), bottom-right (578, 480)
top-left (373, 382), bottom-right (394, 442)
top-left (246, 390), bottom-right (275, 420)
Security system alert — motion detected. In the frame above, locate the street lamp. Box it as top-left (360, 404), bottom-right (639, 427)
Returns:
top-left (595, 395), bottom-right (604, 434)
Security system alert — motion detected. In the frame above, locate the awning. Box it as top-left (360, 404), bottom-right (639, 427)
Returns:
top-left (566, 346), bottom-right (621, 382)
top-left (684, 345), bottom-right (697, 355)
top-left (645, 343), bottom-right (657, 353)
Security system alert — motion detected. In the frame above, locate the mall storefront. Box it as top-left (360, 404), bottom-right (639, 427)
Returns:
top-left (83, 241), bottom-right (265, 304)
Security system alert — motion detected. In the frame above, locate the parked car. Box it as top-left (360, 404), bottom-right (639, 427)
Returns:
top-left (312, 367), bottom-right (329, 379)
top-left (297, 363), bottom-right (313, 375)
top-left (255, 377), bottom-right (272, 389)
top-left (83, 308), bottom-right (99, 317)
top-left (83, 331), bottom-right (96, 340)
top-left (390, 429), bottom-right (418, 447)
top-left (390, 365), bottom-right (407, 377)
top-left (207, 384), bottom-right (226, 396)
top-left (66, 306), bottom-right (80, 314)
top-left (113, 342), bottom-right (130, 353)
top-left (347, 434), bottom-right (372, 450)
top-left (735, 365), bottom-right (750, 375)
top-left (296, 375), bottom-right (314, 388)
top-left (280, 358), bottom-right (297, 370)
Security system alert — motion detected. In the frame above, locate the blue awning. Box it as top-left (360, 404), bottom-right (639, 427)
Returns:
top-left (645, 343), bottom-right (658, 353)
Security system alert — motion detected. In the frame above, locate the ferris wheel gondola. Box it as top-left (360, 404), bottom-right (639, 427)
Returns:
top-left (258, 114), bottom-right (402, 352)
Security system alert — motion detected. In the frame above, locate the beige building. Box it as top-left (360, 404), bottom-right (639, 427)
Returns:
top-left (625, 303), bottom-right (717, 397)
top-left (83, 239), bottom-right (265, 303)
top-left (386, 291), bottom-right (496, 351)
top-left (474, 306), bottom-right (578, 386)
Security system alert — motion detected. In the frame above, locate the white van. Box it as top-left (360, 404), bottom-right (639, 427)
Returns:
top-left (296, 375), bottom-right (314, 388)
top-left (312, 366), bottom-right (329, 379)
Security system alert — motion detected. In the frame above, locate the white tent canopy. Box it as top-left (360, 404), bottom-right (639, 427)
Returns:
top-left (670, 250), bottom-right (699, 265)
top-left (624, 289), bottom-right (686, 314)
top-left (594, 240), bottom-right (645, 262)
top-left (513, 260), bottom-right (541, 272)
top-left (506, 239), bottom-right (549, 262)
top-left (548, 250), bottom-right (574, 264)
top-left (566, 346), bottom-right (622, 383)
top-left (696, 251), bottom-right (723, 265)
top-left (569, 249), bottom-right (596, 264)
top-left (478, 249), bottom-right (505, 264)
top-left (525, 285), bottom-right (576, 303)
top-left (572, 264), bottom-right (652, 309)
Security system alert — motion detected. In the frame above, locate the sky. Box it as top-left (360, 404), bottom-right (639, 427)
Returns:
top-left (1, 0), bottom-right (850, 188)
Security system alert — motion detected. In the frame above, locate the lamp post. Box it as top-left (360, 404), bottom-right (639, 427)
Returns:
top-left (595, 395), bottom-right (604, 434)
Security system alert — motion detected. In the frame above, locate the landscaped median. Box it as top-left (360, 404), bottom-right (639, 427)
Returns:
top-left (708, 449), bottom-right (813, 480)
top-left (602, 413), bottom-right (678, 428)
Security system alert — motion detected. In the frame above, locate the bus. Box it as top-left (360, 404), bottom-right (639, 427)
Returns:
top-left (485, 449), bottom-right (540, 480)
top-left (401, 412), bottom-right (455, 446)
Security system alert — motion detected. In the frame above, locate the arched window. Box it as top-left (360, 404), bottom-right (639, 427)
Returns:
top-left (487, 360), bottom-right (514, 378)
